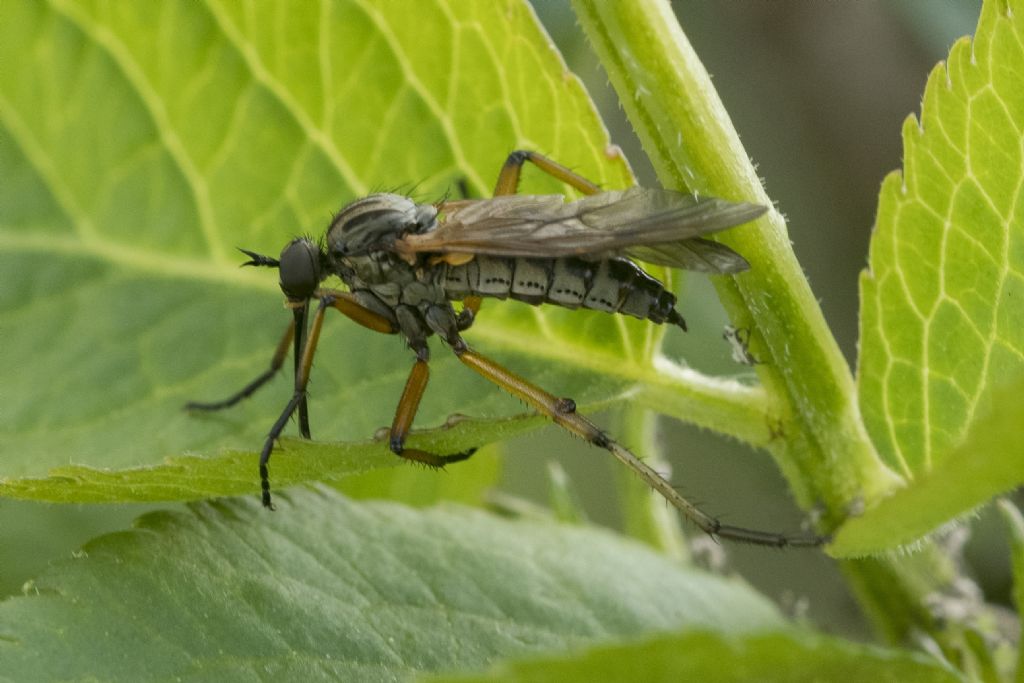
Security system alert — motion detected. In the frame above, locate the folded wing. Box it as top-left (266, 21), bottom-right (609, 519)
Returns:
top-left (395, 187), bottom-right (763, 274)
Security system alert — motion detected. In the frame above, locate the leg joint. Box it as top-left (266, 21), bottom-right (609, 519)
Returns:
top-left (506, 149), bottom-right (532, 165)
top-left (555, 397), bottom-right (576, 415)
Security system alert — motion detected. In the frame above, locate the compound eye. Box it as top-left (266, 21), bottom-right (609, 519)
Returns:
top-left (278, 238), bottom-right (322, 300)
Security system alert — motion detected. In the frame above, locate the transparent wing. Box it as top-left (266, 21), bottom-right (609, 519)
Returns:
top-left (627, 239), bottom-right (750, 273)
top-left (395, 187), bottom-right (763, 273)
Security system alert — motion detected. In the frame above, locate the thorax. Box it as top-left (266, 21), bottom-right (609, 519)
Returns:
top-left (326, 192), bottom-right (448, 309)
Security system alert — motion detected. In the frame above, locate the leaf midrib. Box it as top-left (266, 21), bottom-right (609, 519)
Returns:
top-left (0, 230), bottom-right (274, 291)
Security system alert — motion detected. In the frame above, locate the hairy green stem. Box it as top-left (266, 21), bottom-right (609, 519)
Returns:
top-left (570, 0), bottom-right (897, 524)
top-left (569, 0), bottom-right (965, 654)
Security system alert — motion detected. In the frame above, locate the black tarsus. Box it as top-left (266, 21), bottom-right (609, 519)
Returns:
top-left (260, 392), bottom-right (305, 509)
top-left (185, 370), bottom-right (277, 412)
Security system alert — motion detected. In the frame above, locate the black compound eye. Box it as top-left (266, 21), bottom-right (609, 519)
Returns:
top-left (278, 238), bottom-right (322, 300)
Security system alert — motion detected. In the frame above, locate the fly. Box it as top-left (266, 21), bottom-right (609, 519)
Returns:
top-left (187, 150), bottom-right (824, 548)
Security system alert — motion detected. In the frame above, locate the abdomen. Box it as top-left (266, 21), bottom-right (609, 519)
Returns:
top-left (439, 256), bottom-right (683, 326)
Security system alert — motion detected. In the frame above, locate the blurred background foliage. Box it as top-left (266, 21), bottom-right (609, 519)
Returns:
top-left (2, 0), bottom-right (1012, 645)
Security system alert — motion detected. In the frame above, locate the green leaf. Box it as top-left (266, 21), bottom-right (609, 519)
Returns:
top-left (426, 630), bottom-right (962, 683)
top-left (0, 488), bottom-right (787, 680)
top-left (0, 0), bottom-right (775, 504)
top-left (833, 375), bottom-right (1024, 555)
top-left (848, 0), bottom-right (1024, 553)
top-left (337, 437), bottom-right (504, 509)
top-left (0, 414), bottom-right (535, 504)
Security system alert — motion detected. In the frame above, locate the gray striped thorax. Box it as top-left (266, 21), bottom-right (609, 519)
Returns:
top-left (325, 193), bottom-right (444, 308)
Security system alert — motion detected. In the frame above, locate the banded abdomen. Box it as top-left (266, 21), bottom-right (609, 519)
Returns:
top-left (439, 256), bottom-right (686, 329)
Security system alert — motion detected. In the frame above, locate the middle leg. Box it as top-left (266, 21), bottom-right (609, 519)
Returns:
top-left (388, 347), bottom-right (476, 467)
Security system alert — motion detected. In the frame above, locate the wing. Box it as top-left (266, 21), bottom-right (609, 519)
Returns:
top-left (395, 187), bottom-right (763, 274)
top-left (626, 238), bottom-right (750, 273)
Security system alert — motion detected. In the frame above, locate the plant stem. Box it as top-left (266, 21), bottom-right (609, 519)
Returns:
top-left (570, 0), bottom-right (898, 525)
top-left (569, 0), bottom-right (966, 653)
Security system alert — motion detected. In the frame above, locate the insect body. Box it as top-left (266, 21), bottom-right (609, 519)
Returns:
top-left (187, 151), bottom-right (824, 548)
top-left (442, 254), bottom-right (685, 324)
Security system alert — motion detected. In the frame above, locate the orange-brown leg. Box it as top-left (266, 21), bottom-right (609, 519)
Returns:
top-left (493, 149), bottom-right (602, 197)
top-left (258, 292), bottom-right (399, 509)
top-left (387, 356), bottom-right (476, 467)
top-left (453, 344), bottom-right (825, 548)
top-left (317, 288), bottom-right (399, 335)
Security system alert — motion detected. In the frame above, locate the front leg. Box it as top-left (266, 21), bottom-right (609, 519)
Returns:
top-left (260, 296), bottom-right (330, 509)
top-left (260, 292), bottom-right (399, 509)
